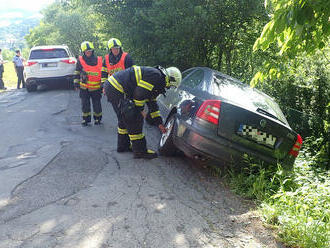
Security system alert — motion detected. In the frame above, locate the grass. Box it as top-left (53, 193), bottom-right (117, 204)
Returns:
top-left (1, 63), bottom-right (18, 90)
top-left (226, 155), bottom-right (330, 248)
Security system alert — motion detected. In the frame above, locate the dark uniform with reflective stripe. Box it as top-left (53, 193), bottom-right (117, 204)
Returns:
top-left (74, 53), bottom-right (102, 124)
top-left (104, 66), bottom-right (166, 154)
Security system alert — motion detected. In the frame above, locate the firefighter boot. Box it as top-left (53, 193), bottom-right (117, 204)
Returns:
top-left (117, 133), bottom-right (132, 152)
top-left (94, 119), bottom-right (102, 125)
top-left (134, 149), bottom-right (158, 159)
top-left (81, 120), bottom-right (89, 126)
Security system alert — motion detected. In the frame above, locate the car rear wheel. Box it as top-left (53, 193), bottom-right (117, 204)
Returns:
top-left (158, 114), bottom-right (178, 156)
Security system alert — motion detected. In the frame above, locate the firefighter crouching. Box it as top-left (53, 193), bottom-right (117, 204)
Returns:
top-left (104, 65), bottom-right (182, 159)
top-left (74, 41), bottom-right (103, 126)
top-left (101, 38), bottom-right (134, 85)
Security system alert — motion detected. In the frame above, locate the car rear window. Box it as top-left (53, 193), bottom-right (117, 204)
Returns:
top-left (212, 74), bottom-right (288, 124)
top-left (29, 48), bottom-right (69, 59)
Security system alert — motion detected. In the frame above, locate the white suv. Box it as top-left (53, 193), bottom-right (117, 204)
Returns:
top-left (24, 45), bottom-right (77, 92)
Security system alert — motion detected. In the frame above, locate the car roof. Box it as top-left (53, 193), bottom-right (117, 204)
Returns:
top-left (30, 45), bottom-right (69, 50)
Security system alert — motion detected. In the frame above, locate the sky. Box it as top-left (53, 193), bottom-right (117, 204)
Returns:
top-left (0, 0), bottom-right (55, 27)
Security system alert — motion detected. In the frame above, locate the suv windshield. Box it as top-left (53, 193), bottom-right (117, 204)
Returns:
top-left (29, 49), bottom-right (68, 59)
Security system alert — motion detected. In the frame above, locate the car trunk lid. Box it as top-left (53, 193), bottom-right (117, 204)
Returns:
top-left (217, 102), bottom-right (298, 160)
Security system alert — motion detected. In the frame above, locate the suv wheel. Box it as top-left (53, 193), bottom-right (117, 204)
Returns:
top-left (26, 84), bottom-right (37, 92)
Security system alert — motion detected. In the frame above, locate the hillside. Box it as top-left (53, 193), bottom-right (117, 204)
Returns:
top-left (0, 10), bottom-right (41, 49)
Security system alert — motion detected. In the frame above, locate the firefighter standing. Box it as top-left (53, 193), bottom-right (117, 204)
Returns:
top-left (101, 38), bottom-right (134, 85)
top-left (104, 65), bottom-right (182, 159)
top-left (74, 41), bottom-right (103, 126)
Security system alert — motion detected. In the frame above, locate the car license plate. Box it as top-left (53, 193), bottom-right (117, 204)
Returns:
top-left (42, 63), bottom-right (57, 68)
top-left (237, 124), bottom-right (276, 148)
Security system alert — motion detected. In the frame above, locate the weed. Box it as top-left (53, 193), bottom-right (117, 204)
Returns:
top-left (227, 155), bottom-right (329, 248)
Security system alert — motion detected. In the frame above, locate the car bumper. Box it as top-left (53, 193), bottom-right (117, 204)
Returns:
top-left (174, 123), bottom-right (294, 167)
top-left (26, 75), bottom-right (75, 86)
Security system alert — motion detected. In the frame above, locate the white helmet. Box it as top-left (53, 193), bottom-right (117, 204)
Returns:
top-left (165, 67), bottom-right (182, 88)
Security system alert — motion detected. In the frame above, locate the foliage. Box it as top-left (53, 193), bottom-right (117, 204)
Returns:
top-left (261, 160), bottom-right (330, 248)
top-left (25, 1), bottom-right (107, 56)
top-left (228, 156), bottom-right (294, 201)
top-left (228, 156), bottom-right (330, 248)
top-left (1, 63), bottom-right (18, 89)
top-left (255, 47), bottom-right (330, 168)
top-left (252, 0), bottom-right (330, 84)
top-left (83, 0), bottom-right (267, 80)
top-left (255, 0), bottom-right (330, 55)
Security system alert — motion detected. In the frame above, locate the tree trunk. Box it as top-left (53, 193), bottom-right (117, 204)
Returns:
top-left (225, 49), bottom-right (232, 75)
top-left (217, 47), bottom-right (223, 71)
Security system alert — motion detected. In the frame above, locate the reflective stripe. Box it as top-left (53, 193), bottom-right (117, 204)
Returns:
top-left (83, 112), bottom-right (91, 117)
top-left (118, 127), bottom-right (128, 134)
top-left (80, 82), bottom-right (100, 89)
top-left (109, 76), bottom-right (124, 93)
top-left (73, 79), bottom-right (79, 83)
top-left (138, 79), bottom-right (154, 91)
top-left (150, 111), bottom-right (160, 118)
top-left (74, 70), bottom-right (80, 75)
top-left (134, 99), bottom-right (145, 107)
top-left (129, 133), bottom-right (145, 141)
top-left (101, 78), bottom-right (107, 83)
top-left (102, 67), bottom-right (108, 72)
top-left (133, 66), bottom-right (142, 84)
top-left (133, 66), bottom-right (153, 91)
top-left (147, 149), bottom-right (156, 154)
top-left (94, 112), bottom-right (102, 117)
top-left (86, 81), bottom-right (100, 85)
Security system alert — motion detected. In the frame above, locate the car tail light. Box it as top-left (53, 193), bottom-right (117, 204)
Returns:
top-left (289, 134), bottom-right (303, 157)
top-left (196, 100), bottom-right (221, 125)
top-left (60, 59), bottom-right (76, 64)
top-left (41, 48), bottom-right (55, 51)
top-left (26, 61), bottom-right (37, 66)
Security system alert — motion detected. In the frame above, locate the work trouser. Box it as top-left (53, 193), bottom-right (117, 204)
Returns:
top-left (0, 70), bottom-right (4, 89)
top-left (104, 82), bottom-right (147, 153)
top-left (16, 66), bottom-right (25, 89)
top-left (79, 88), bottom-right (102, 123)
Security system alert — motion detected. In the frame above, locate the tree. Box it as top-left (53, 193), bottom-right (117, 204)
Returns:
top-left (252, 0), bottom-right (330, 84)
top-left (25, 1), bottom-right (106, 56)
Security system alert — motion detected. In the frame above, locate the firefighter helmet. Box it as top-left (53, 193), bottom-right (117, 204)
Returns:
top-left (165, 67), bottom-right (182, 88)
top-left (108, 38), bottom-right (122, 50)
top-left (81, 41), bottom-right (94, 52)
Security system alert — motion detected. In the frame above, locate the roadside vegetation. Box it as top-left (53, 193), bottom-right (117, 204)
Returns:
top-left (3, 0), bottom-right (329, 246)
top-left (1, 63), bottom-right (17, 90)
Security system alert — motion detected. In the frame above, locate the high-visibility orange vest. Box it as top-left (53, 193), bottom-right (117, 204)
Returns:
top-left (105, 52), bottom-right (127, 76)
top-left (79, 56), bottom-right (102, 90)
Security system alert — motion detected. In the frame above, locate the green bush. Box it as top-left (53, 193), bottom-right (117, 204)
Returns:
top-left (228, 156), bottom-right (330, 248)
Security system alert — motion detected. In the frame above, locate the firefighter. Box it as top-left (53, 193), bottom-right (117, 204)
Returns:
top-left (104, 65), bottom-right (182, 159)
top-left (74, 41), bottom-right (103, 126)
top-left (101, 38), bottom-right (134, 85)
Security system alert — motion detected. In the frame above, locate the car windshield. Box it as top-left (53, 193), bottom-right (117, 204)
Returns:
top-left (29, 49), bottom-right (69, 59)
top-left (211, 74), bottom-right (288, 125)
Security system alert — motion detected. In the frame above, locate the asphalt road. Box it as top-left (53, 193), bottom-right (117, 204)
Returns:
top-left (0, 87), bottom-right (284, 248)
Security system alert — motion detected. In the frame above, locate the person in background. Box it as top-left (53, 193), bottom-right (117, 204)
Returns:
top-left (101, 38), bottom-right (134, 86)
top-left (103, 65), bottom-right (182, 159)
top-left (74, 41), bottom-right (103, 126)
top-left (0, 49), bottom-right (6, 90)
top-left (12, 50), bottom-right (25, 89)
